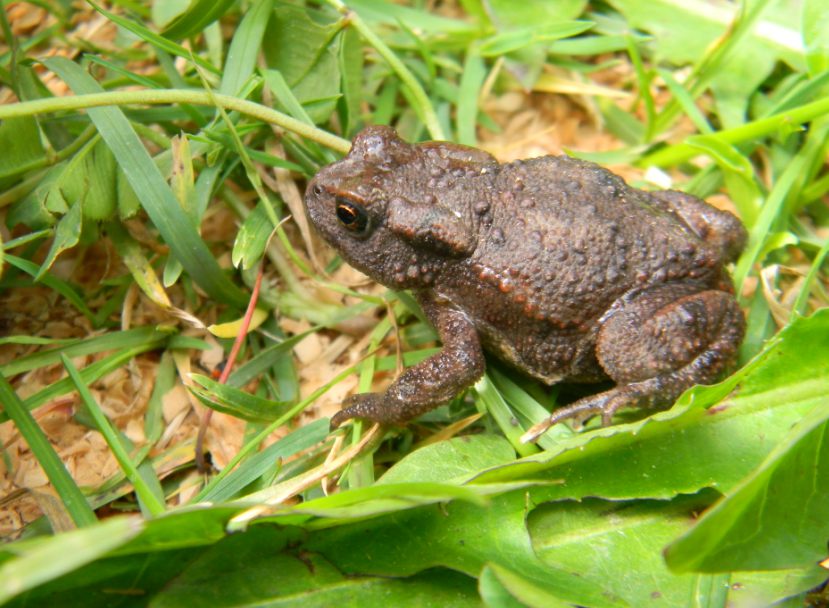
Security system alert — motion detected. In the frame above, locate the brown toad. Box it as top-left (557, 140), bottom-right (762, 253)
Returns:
top-left (305, 126), bottom-right (746, 440)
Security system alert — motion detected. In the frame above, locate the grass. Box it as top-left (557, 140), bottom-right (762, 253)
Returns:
top-left (0, 0), bottom-right (828, 606)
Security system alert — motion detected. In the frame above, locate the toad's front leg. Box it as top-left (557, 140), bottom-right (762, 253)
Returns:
top-left (330, 294), bottom-right (485, 429)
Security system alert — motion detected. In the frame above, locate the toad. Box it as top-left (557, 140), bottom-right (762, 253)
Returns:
top-left (304, 126), bottom-right (746, 441)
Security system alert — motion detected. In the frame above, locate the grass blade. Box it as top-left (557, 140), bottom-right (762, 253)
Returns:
top-left (61, 355), bottom-right (166, 516)
top-left (44, 56), bottom-right (248, 307)
top-left (0, 372), bottom-right (97, 528)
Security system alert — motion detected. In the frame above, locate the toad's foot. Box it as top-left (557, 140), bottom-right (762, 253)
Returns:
top-left (521, 381), bottom-right (661, 443)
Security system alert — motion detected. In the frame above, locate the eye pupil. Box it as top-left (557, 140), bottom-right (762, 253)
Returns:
top-left (337, 205), bottom-right (357, 224)
top-left (335, 197), bottom-right (370, 235)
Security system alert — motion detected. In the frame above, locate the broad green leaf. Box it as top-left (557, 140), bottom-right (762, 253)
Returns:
top-left (161, 0), bottom-right (238, 40)
top-left (153, 527), bottom-right (480, 608)
top-left (262, 3), bottom-right (341, 124)
top-left (475, 309), bottom-right (829, 500)
top-left (308, 488), bottom-right (626, 607)
top-left (377, 435), bottom-right (516, 485)
top-left (44, 57), bottom-right (246, 307)
top-left (77, 140), bottom-right (118, 221)
top-left (665, 395), bottom-right (829, 572)
top-left (0, 517), bottom-right (141, 605)
top-left (0, 116), bottom-right (46, 180)
top-left (608, 0), bottom-right (803, 126)
top-left (5, 548), bottom-right (196, 608)
top-left (529, 494), bottom-right (826, 607)
top-left (482, 563), bottom-right (573, 608)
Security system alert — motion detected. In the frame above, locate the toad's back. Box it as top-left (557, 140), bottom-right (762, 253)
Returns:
top-left (433, 156), bottom-right (722, 382)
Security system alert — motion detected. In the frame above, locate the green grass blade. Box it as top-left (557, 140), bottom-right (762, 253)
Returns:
top-left (195, 418), bottom-right (329, 502)
top-left (2, 254), bottom-right (95, 322)
top-left (456, 44), bottom-right (485, 146)
top-left (9, 340), bottom-right (170, 422)
top-left (61, 355), bottom-right (166, 516)
top-left (161, 0), bottom-right (238, 40)
top-left (0, 327), bottom-right (173, 376)
top-left (44, 56), bottom-right (248, 307)
top-left (88, 1), bottom-right (220, 75)
top-left (219, 0), bottom-right (273, 96)
top-left (0, 372), bottom-right (97, 528)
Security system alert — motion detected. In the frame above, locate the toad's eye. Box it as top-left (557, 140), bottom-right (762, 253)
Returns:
top-left (335, 197), bottom-right (370, 235)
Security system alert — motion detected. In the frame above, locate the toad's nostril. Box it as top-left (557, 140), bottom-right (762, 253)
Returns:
top-left (313, 184), bottom-right (324, 196)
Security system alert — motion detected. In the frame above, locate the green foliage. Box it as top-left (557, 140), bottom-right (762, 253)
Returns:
top-left (0, 0), bottom-right (828, 606)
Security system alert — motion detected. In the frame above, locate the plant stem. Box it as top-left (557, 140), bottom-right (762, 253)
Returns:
top-left (0, 89), bottom-right (352, 155)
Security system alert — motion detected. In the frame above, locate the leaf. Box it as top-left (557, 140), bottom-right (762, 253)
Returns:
top-left (77, 139), bottom-right (118, 221)
top-left (337, 27), bottom-right (364, 136)
top-left (161, 0), bottom-right (238, 40)
top-left (478, 21), bottom-right (593, 57)
top-left (88, 1), bottom-right (220, 75)
top-left (307, 488), bottom-right (626, 607)
top-left (377, 435), bottom-right (516, 485)
top-left (189, 373), bottom-right (292, 422)
top-left (0, 326), bottom-right (173, 377)
top-left (608, 0), bottom-right (802, 125)
top-left (207, 308), bottom-right (269, 338)
top-left (0, 116), bottom-right (46, 180)
top-left (151, 0), bottom-right (190, 29)
top-left (44, 57), bottom-right (246, 307)
top-left (474, 311), bottom-right (829, 501)
top-left (35, 198), bottom-right (82, 280)
top-left (456, 44), bottom-right (485, 146)
top-left (231, 200), bottom-right (273, 270)
top-left (665, 395), bottom-right (829, 572)
top-left (262, 3), bottom-right (341, 124)
top-left (152, 527), bottom-right (480, 608)
top-left (0, 517), bottom-right (142, 606)
top-left (529, 494), bottom-right (825, 607)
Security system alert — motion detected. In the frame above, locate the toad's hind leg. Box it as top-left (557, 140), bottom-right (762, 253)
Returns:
top-left (522, 283), bottom-right (744, 442)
